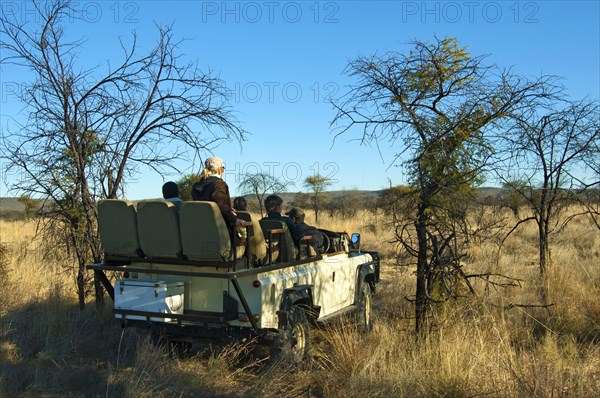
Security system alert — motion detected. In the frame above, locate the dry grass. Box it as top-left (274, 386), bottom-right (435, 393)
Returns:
top-left (1, 207), bottom-right (599, 397)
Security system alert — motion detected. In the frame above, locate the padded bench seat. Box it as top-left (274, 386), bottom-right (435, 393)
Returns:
top-left (97, 199), bottom-right (249, 267)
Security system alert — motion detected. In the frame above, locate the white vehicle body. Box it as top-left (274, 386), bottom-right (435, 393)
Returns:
top-left (89, 199), bottom-right (381, 358)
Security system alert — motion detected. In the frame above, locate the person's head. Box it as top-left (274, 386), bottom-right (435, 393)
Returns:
top-left (162, 181), bottom-right (179, 199)
top-left (233, 196), bottom-right (247, 211)
top-left (285, 207), bottom-right (305, 223)
top-left (201, 156), bottom-right (225, 178)
top-left (264, 194), bottom-right (283, 213)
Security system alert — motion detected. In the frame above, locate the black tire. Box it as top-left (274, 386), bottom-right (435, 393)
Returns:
top-left (356, 282), bottom-right (373, 333)
top-left (271, 306), bottom-right (310, 364)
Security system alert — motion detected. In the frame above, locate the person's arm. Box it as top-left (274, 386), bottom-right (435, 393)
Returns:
top-left (306, 225), bottom-right (323, 246)
top-left (286, 218), bottom-right (305, 242)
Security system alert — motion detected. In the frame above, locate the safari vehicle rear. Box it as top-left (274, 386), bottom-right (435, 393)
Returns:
top-left (89, 199), bottom-right (381, 361)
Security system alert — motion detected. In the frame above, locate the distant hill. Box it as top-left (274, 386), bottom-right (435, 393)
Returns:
top-left (0, 188), bottom-right (509, 220)
top-left (265, 190), bottom-right (382, 204)
top-left (0, 197), bottom-right (27, 220)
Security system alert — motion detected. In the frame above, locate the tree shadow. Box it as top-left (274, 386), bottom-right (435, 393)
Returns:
top-left (0, 297), bottom-right (261, 397)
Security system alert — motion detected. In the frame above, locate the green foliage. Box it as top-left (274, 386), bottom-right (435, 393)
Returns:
top-left (176, 173), bottom-right (202, 201)
top-left (304, 174), bottom-right (333, 223)
top-left (304, 175), bottom-right (332, 192)
top-left (332, 35), bottom-right (557, 331)
top-left (377, 186), bottom-right (416, 212)
top-left (403, 38), bottom-right (472, 100)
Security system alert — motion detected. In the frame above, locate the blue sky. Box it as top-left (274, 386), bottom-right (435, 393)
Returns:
top-left (1, 0), bottom-right (599, 199)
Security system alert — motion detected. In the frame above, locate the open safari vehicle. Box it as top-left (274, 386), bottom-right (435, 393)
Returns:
top-left (88, 199), bottom-right (381, 361)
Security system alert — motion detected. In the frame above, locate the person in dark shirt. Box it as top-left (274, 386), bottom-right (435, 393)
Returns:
top-left (261, 195), bottom-right (304, 244)
top-left (286, 207), bottom-right (324, 252)
top-left (191, 156), bottom-right (245, 232)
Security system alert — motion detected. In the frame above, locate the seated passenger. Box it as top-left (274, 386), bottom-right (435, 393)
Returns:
top-left (261, 195), bottom-right (304, 244)
top-left (162, 181), bottom-right (182, 210)
top-left (233, 196), bottom-right (247, 212)
top-left (191, 156), bottom-right (246, 237)
top-left (286, 207), bottom-right (324, 253)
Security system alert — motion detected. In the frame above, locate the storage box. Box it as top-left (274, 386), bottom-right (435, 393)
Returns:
top-left (114, 280), bottom-right (184, 322)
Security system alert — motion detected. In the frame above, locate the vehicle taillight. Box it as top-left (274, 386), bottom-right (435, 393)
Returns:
top-left (252, 280), bottom-right (261, 288)
top-left (123, 271), bottom-right (130, 279)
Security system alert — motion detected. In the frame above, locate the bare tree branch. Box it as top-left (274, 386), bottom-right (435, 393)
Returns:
top-left (0, 0), bottom-right (245, 307)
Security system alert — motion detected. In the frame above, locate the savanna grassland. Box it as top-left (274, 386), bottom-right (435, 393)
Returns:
top-left (1, 206), bottom-right (599, 397)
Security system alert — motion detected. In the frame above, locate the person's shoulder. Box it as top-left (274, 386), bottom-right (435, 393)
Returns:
top-left (192, 177), bottom-right (209, 187)
top-left (212, 176), bottom-right (228, 186)
top-left (304, 222), bottom-right (318, 230)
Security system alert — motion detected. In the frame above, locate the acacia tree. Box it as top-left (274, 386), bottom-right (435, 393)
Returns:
top-left (496, 100), bottom-right (599, 286)
top-left (238, 172), bottom-right (289, 217)
top-left (332, 37), bottom-right (555, 332)
top-left (0, 1), bottom-right (245, 308)
top-left (304, 174), bottom-right (332, 223)
top-left (176, 173), bottom-right (203, 201)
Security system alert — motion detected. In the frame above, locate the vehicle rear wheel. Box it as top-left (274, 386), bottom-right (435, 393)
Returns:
top-left (271, 306), bottom-right (310, 364)
top-left (356, 282), bottom-right (373, 333)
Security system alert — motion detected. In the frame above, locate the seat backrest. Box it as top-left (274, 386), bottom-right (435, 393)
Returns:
top-left (137, 200), bottom-right (182, 260)
top-left (98, 199), bottom-right (142, 258)
top-left (179, 201), bottom-right (232, 262)
top-left (259, 219), bottom-right (296, 262)
top-left (237, 211), bottom-right (268, 265)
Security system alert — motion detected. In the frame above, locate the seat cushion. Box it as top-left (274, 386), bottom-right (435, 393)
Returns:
top-left (180, 201), bottom-right (232, 261)
top-left (98, 199), bottom-right (142, 258)
top-left (259, 219), bottom-right (296, 262)
top-left (137, 200), bottom-right (182, 259)
top-left (237, 211), bottom-right (268, 265)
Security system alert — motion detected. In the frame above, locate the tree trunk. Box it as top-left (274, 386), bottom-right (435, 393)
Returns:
top-left (77, 260), bottom-right (86, 310)
top-left (538, 224), bottom-right (549, 276)
top-left (415, 201), bottom-right (429, 333)
top-left (94, 274), bottom-right (105, 307)
top-left (538, 217), bottom-right (551, 303)
top-left (80, 183), bottom-right (105, 306)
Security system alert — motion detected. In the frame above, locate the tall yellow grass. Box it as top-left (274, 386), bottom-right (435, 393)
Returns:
top-left (1, 207), bottom-right (599, 397)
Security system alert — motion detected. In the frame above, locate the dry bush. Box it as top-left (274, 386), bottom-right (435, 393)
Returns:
top-left (316, 209), bottom-right (398, 257)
